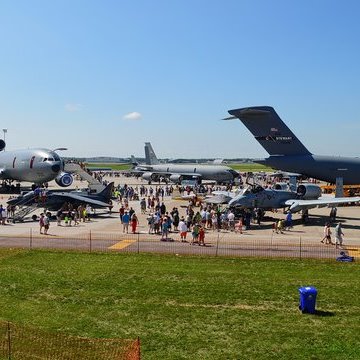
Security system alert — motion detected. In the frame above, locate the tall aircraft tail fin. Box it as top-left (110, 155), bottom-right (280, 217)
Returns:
top-left (227, 106), bottom-right (312, 156)
top-left (144, 142), bottom-right (160, 165)
top-left (97, 182), bottom-right (114, 202)
top-left (130, 155), bottom-right (138, 167)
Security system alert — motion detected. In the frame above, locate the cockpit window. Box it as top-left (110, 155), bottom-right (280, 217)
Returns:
top-left (48, 157), bottom-right (54, 161)
top-left (43, 158), bottom-right (48, 162)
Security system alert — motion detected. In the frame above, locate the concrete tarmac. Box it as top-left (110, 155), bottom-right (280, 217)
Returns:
top-left (0, 175), bottom-right (359, 259)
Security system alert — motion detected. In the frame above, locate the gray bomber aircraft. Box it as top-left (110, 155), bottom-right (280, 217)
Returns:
top-left (225, 106), bottom-right (360, 185)
top-left (0, 140), bottom-right (72, 187)
top-left (228, 183), bottom-right (360, 213)
top-left (132, 142), bottom-right (239, 184)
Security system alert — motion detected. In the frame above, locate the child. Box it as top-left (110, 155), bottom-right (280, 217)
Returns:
top-left (198, 226), bottom-right (205, 246)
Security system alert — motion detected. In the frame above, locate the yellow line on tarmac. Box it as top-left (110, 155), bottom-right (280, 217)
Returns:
top-left (345, 247), bottom-right (360, 258)
top-left (109, 239), bottom-right (136, 250)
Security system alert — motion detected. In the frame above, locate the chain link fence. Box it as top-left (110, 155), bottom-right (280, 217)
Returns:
top-left (0, 229), bottom-right (355, 260)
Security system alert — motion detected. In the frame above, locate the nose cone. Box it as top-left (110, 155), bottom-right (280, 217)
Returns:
top-left (52, 164), bottom-right (61, 173)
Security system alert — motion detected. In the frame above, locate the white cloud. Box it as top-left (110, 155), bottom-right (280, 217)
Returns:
top-left (123, 111), bottom-right (142, 121)
top-left (65, 103), bottom-right (83, 112)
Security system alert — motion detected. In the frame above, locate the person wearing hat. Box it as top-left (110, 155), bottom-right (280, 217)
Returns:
top-left (178, 216), bottom-right (188, 242)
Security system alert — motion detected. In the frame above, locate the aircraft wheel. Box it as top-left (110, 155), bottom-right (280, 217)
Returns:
top-left (32, 214), bottom-right (38, 221)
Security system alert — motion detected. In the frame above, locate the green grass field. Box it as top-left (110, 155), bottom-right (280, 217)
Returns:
top-left (0, 249), bottom-right (359, 359)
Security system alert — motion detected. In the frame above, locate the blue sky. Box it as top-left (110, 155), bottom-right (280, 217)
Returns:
top-left (1, 0), bottom-right (360, 158)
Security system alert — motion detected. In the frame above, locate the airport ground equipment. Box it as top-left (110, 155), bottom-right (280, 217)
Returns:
top-left (64, 162), bottom-right (104, 193)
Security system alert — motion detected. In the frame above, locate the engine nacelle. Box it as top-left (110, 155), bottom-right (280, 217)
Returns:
top-left (297, 184), bottom-right (322, 199)
top-left (55, 172), bottom-right (73, 187)
top-left (142, 172), bottom-right (159, 182)
top-left (169, 174), bottom-right (183, 183)
top-left (273, 182), bottom-right (289, 190)
top-left (0, 140), bottom-right (5, 151)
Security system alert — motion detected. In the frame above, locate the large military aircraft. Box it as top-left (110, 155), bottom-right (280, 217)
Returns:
top-left (225, 106), bottom-right (360, 185)
top-left (228, 183), bottom-right (360, 213)
top-left (0, 140), bottom-right (72, 187)
top-left (132, 142), bottom-right (239, 184)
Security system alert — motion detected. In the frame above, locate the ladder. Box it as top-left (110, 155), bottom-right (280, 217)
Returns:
top-left (64, 162), bottom-right (105, 193)
top-left (11, 204), bottom-right (39, 223)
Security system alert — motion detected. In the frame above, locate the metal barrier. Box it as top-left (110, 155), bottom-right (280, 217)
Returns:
top-left (0, 320), bottom-right (140, 359)
top-left (0, 229), bottom-right (352, 260)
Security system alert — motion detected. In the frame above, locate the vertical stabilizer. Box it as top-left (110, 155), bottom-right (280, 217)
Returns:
top-left (144, 142), bottom-right (160, 165)
top-left (130, 155), bottom-right (138, 167)
top-left (97, 182), bottom-right (114, 202)
top-left (227, 106), bottom-right (312, 156)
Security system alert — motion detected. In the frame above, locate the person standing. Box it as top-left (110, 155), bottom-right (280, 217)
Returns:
top-left (43, 213), bottom-right (50, 235)
top-left (161, 216), bottom-right (169, 241)
top-left (330, 207), bottom-right (337, 222)
top-left (178, 217), bottom-right (188, 242)
top-left (131, 212), bottom-right (139, 234)
top-left (321, 223), bottom-right (333, 245)
top-left (122, 211), bottom-right (130, 233)
top-left (198, 226), bottom-right (205, 246)
top-left (285, 211), bottom-right (293, 230)
top-left (119, 205), bottom-right (125, 223)
top-left (334, 223), bottom-right (344, 248)
top-left (39, 213), bottom-right (45, 234)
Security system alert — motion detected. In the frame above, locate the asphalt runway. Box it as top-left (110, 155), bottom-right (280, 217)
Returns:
top-left (0, 175), bottom-right (359, 260)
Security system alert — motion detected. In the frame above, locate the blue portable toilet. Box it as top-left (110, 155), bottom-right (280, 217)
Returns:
top-left (298, 286), bottom-right (317, 314)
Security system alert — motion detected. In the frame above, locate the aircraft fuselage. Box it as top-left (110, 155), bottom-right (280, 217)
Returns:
top-left (257, 155), bottom-right (360, 185)
top-left (137, 163), bottom-right (238, 183)
top-left (0, 148), bottom-right (64, 183)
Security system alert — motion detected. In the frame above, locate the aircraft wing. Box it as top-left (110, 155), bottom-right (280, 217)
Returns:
top-left (162, 172), bottom-right (203, 178)
top-left (284, 196), bottom-right (360, 213)
top-left (135, 165), bottom-right (153, 171)
top-left (49, 193), bottom-right (112, 208)
top-left (205, 194), bottom-right (231, 204)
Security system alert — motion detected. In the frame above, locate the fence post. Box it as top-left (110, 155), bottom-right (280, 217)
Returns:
top-left (7, 321), bottom-right (11, 360)
top-left (29, 228), bottom-right (32, 250)
top-left (89, 230), bottom-right (92, 253)
top-left (216, 233), bottom-right (219, 257)
top-left (137, 233), bottom-right (140, 254)
top-left (299, 236), bottom-right (302, 260)
top-left (137, 336), bottom-right (141, 360)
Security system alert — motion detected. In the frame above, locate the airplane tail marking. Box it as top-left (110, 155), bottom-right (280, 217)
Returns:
top-left (228, 106), bottom-right (312, 156)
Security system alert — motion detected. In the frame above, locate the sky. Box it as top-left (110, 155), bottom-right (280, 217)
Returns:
top-left (1, 0), bottom-right (360, 159)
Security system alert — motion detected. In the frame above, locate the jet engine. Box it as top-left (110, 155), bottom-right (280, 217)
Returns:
top-left (0, 140), bottom-right (5, 151)
top-left (169, 174), bottom-right (183, 184)
top-left (142, 172), bottom-right (159, 182)
top-left (55, 172), bottom-right (73, 187)
top-left (273, 182), bottom-right (289, 190)
top-left (296, 184), bottom-right (322, 200)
